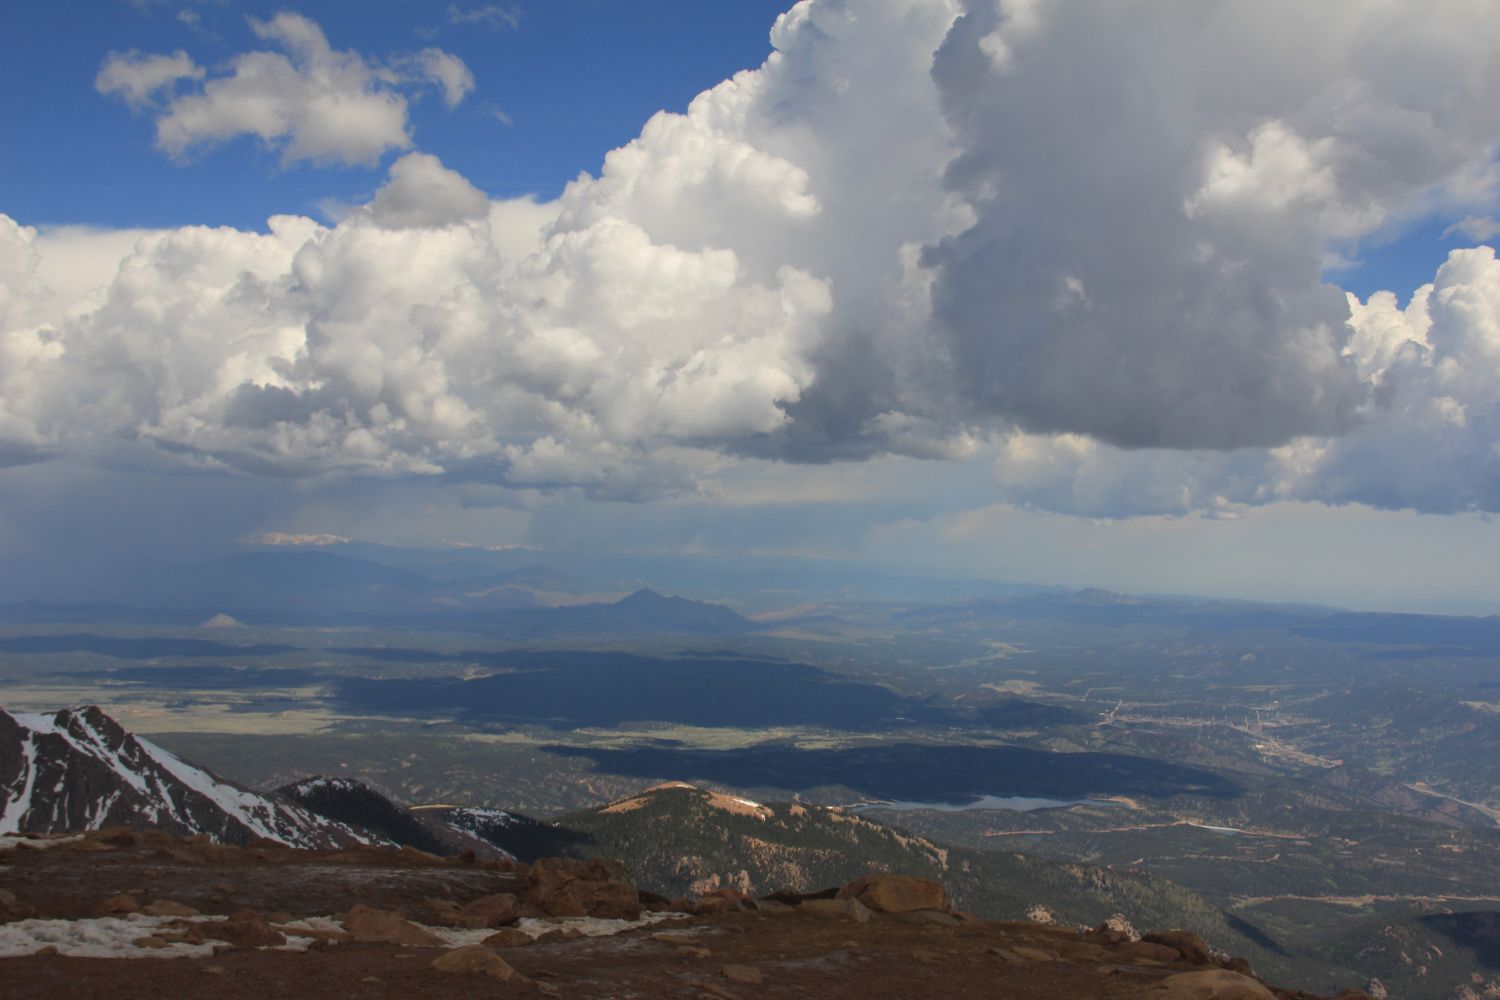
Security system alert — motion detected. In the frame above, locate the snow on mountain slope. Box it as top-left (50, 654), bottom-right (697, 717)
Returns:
top-left (0, 706), bottom-right (364, 848)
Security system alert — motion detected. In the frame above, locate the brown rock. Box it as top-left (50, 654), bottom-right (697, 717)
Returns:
top-left (141, 900), bottom-right (200, 918)
top-left (424, 899), bottom-right (464, 926)
top-left (1144, 930), bottom-right (1214, 966)
top-left (431, 945), bottom-right (516, 981)
top-left (132, 936), bottom-right (172, 950)
top-left (482, 927), bottom-right (535, 948)
top-left (693, 895), bottom-right (740, 915)
top-left (836, 874), bottom-right (949, 914)
top-left (722, 964), bottom-right (763, 985)
top-left (1129, 941), bottom-right (1184, 963)
top-left (678, 945), bottom-right (713, 958)
top-left (204, 910), bottom-right (287, 948)
top-left (457, 893), bottom-right (520, 928)
top-left (1155, 970), bottom-right (1275, 999)
top-left (1221, 956), bottom-right (1255, 977)
top-left (94, 827), bottom-right (143, 847)
top-left (639, 889), bottom-right (673, 910)
top-left (702, 887), bottom-right (754, 907)
top-left (801, 897), bottom-right (872, 924)
top-left (95, 893), bottom-right (140, 916)
top-left (890, 909), bottom-right (962, 926)
top-left (526, 857), bottom-right (641, 920)
top-left (342, 904), bottom-right (445, 947)
top-left (1012, 946), bottom-right (1057, 962)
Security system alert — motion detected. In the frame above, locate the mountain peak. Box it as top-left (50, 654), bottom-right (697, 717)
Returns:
top-left (0, 705), bottom-right (361, 847)
top-left (598, 782), bottom-right (773, 820)
top-left (617, 587), bottom-right (673, 605)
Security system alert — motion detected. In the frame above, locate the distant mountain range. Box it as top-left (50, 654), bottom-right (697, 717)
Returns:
top-left (0, 547), bottom-right (756, 635)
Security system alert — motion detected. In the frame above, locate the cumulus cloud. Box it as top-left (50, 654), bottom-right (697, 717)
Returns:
top-left (99, 12), bottom-right (473, 166)
top-left (409, 49), bottom-right (475, 109)
top-left (926, 0), bottom-right (1500, 450)
top-left (94, 50), bottom-right (203, 108)
top-left (0, 142), bottom-right (830, 497)
top-left (10, 0), bottom-right (1500, 518)
top-left (366, 152), bottom-right (490, 229)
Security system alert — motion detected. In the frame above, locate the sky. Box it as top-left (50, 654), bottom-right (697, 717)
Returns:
top-left (2, 0), bottom-right (1500, 614)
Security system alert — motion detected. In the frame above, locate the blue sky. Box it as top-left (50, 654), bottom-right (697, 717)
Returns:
top-left (2, 1), bottom-right (792, 229)
top-left (2, 1), bottom-right (1500, 613)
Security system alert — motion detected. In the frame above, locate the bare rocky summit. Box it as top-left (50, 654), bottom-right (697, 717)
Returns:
top-left (0, 829), bottom-right (1377, 999)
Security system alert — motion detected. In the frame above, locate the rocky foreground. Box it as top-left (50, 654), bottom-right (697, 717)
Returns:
top-left (1, 829), bottom-right (1376, 1000)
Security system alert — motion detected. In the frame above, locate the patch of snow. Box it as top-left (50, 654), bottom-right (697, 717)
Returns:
top-left (288, 777), bottom-right (360, 794)
top-left (280, 916), bottom-right (344, 934)
top-left (9, 711), bottom-right (59, 734)
top-left (0, 914), bottom-right (216, 959)
top-left (0, 834), bottom-right (84, 851)
top-left (135, 736), bottom-right (314, 845)
top-left (449, 807), bottom-right (517, 826)
top-left (0, 730), bottom-right (38, 835)
top-left (423, 911), bottom-right (688, 948)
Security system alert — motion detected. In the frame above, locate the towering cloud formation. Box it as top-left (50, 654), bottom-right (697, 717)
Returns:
top-left (8, 0), bottom-right (1500, 516)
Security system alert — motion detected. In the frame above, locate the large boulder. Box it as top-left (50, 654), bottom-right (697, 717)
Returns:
top-left (457, 893), bottom-right (520, 929)
top-left (342, 904), bottom-right (446, 947)
top-left (1144, 929), bottom-right (1215, 966)
top-left (204, 909), bottom-right (286, 948)
top-left (801, 897), bottom-right (871, 924)
top-left (526, 857), bottom-right (641, 920)
top-left (836, 874), bottom-right (949, 914)
top-left (431, 945), bottom-right (516, 982)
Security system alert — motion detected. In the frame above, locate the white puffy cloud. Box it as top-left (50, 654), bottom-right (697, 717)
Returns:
top-left (94, 50), bottom-right (203, 108)
top-left (101, 13), bottom-right (472, 166)
top-left (0, 139), bottom-right (830, 496)
top-left (367, 153), bottom-right (490, 229)
top-left (410, 49), bottom-right (475, 109)
top-left (10, 0), bottom-right (1500, 519)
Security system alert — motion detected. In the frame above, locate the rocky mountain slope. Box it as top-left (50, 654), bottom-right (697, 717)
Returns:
top-left (279, 777), bottom-right (590, 863)
top-left (0, 708), bottom-right (1418, 994)
top-left (0, 707), bottom-right (361, 849)
top-left (0, 827), bottom-right (1372, 999)
top-left (552, 782), bottom-right (1334, 986)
